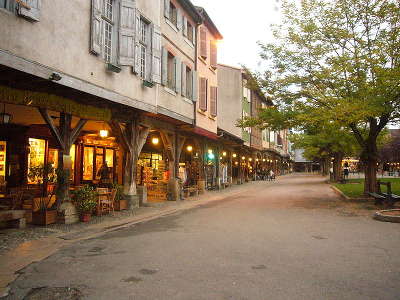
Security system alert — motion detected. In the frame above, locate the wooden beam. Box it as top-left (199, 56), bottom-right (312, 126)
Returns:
top-left (160, 131), bottom-right (175, 161)
top-left (69, 118), bottom-right (87, 146)
top-left (38, 108), bottom-right (64, 150)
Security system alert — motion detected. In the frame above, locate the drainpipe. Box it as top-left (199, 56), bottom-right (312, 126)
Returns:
top-left (193, 23), bottom-right (199, 128)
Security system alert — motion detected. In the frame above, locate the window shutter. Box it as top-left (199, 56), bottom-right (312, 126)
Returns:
top-left (90, 0), bottom-right (103, 55)
top-left (176, 9), bottom-right (183, 31)
top-left (182, 16), bottom-right (188, 37)
top-left (133, 9), bottom-right (141, 74)
top-left (164, 0), bottom-right (170, 18)
top-left (161, 47), bottom-right (168, 86)
top-left (152, 25), bottom-right (162, 84)
top-left (119, 0), bottom-right (136, 66)
top-left (175, 57), bottom-right (181, 94)
top-left (181, 63), bottom-right (186, 97)
top-left (18, 0), bottom-right (41, 21)
top-left (210, 40), bottom-right (217, 69)
top-left (200, 27), bottom-right (207, 58)
top-left (210, 86), bottom-right (217, 117)
top-left (192, 26), bottom-right (196, 46)
top-left (192, 71), bottom-right (198, 102)
top-left (199, 77), bottom-right (207, 110)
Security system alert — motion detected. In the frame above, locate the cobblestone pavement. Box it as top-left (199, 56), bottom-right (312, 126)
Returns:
top-left (3, 174), bottom-right (400, 300)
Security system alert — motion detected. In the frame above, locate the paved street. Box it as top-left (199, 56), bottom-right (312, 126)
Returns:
top-left (4, 174), bottom-right (400, 300)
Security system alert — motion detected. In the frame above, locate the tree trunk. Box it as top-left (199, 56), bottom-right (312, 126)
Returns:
top-left (361, 139), bottom-right (379, 194)
top-left (333, 152), bottom-right (343, 182)
top-left (320, 158), bottom-right (329, 176)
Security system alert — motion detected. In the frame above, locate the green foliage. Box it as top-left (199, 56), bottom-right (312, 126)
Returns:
top-left (239, 0), bottom-right (400, 191)
top-left (72, 185), bottom-right (98, 214)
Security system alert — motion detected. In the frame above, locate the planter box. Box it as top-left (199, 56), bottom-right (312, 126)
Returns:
top-left (32, 210), bottom-right (57, 226)
top-left (115, 199), bottom-right (128, 211)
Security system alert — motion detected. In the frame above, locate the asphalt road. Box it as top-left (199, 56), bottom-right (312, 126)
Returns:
top-left (4, 174), bottom-right (400, 300)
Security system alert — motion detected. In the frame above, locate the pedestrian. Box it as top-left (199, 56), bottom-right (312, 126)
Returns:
top-left (269, 169), bottom-right (275, 181)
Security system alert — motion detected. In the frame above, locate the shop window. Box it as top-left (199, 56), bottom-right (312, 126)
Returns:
top-left (27, 138), bottom-right (46, 184)
top-left (106, 149), bottom-right (114, 168)
top-left (0, 141), bottom-right (6, 188)
top-left (83, 146), bottom-right (115, 182)
top-left (70, 145), bottom-right (75, 181)
top-left (48, 149), bottom-right (58, 170)
top-left (83, 147), bottom-right (94, 181)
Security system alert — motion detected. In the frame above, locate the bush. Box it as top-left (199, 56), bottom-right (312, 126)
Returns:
top-left (72, 185), bottom-right (98, 214)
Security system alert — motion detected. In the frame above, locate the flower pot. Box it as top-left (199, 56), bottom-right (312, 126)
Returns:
top-left (80, 213), bottom-right (91, 222)
top-left (32, 210), bottom-right (57, 226)
top-left (115, 199), bottom-right (128, 211)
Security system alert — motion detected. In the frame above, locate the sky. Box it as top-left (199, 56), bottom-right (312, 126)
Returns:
top-left (192, 0), bottom-right (282, 71)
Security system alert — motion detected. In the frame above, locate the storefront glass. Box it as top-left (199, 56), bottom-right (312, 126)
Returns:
top-left (28, 138), bottom-right (46, 184)
top-left (0, 141), bottom-right (6, 189)
top-left (83, 146), bottom-right (94, 181)
top-left (106, 148), bottom-right (114, 167)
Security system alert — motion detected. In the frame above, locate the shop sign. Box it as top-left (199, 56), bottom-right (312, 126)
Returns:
top-left (0, 85), bottom-right (111, 121)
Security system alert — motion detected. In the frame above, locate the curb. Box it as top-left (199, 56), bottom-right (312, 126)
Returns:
top-left (373, 209), bottom-right (400, 223)
top-left (329, 185), bottom-right (370, 202)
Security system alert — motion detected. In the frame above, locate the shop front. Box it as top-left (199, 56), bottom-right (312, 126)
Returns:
top-left (136, 132), bottom-right (169, 203)
top-left (178, 139), bottom-right (202, 189)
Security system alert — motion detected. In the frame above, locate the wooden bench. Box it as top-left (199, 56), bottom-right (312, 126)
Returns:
top-left (369, 181), bottom-right (400, 207)
top-left (0, 210), bottom-right (26, 228)
top-left (183, 186), bottom-right (199, 198)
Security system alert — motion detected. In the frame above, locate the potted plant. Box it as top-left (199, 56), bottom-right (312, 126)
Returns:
top-left (72, 185), bottom-right (98, 222)
top-left (28, 164), bottom-right (58, 226)
top-left (112, 184), bottom-right (127, 211)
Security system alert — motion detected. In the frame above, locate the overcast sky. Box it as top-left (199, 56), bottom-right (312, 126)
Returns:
top-left (192, 0), bottom-right (282, 71)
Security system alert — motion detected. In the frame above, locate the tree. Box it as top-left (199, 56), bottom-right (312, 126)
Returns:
top-left (290, 125), bottom-right (359, 181)
top-left (241, 0), bottom-right (400, 194)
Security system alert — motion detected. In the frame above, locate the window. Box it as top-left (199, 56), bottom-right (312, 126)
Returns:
top-left (187, 22), bottom-right (194, 43)
top-left (186, 66), bottom-right (192, 99)
top-left (169, 2), bottom-right (177, 26)
top-left (0, 0), bottom-right (15, 12)
top-left (167, 52), bottom-right (176, 90)
top-left (199, 77), bottom-right (208, 110)
top-left (242, 112), bottom-right (251, 133)
top-left (101, 0), bottom-right (116, 63)
top-left (27, 138), bottom-right (46, 184)
top-left (139, 18), bottom-right (149, 78)
top-left (200, 27), bottom-right (207, 58)
top-left (210, 86), bottom-right (218, 117)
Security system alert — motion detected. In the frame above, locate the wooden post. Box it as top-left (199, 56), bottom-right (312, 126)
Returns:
top-left (39, 109), bottom-right (87, 210)
top-left (109, 119), bottom-right (149, 209)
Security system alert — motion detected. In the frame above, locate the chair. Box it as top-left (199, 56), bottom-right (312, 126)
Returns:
top-left (97, 188), bottom-right (115, 216)
top-left (10, 189), bottom-right (24, 210)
